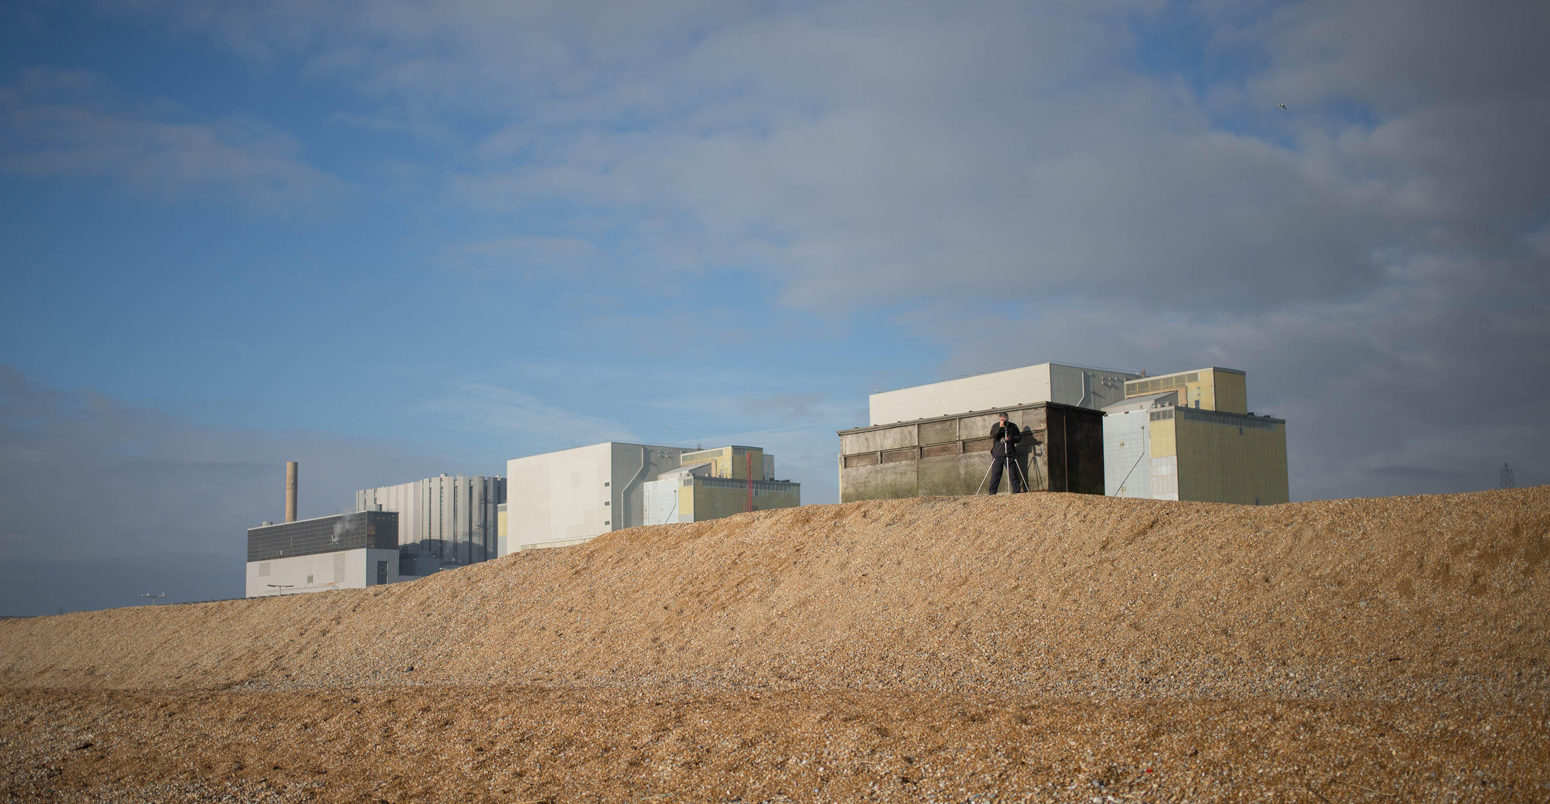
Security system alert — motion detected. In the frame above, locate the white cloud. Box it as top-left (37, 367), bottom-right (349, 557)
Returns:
top-left (74, 1), bottom-right (1550, 503)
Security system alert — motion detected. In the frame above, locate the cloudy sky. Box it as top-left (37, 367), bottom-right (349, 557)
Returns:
top-left (2, 1), bottom-right (1546, 615)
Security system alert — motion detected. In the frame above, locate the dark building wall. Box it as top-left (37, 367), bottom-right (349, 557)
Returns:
top-left (837, 403), bottom-right (1104, 502)
top-left (247, 511), bottom-right (398, 562)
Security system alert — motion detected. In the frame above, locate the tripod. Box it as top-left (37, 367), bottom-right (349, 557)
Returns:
top-left (976, 431), bottom-right (1030, 494)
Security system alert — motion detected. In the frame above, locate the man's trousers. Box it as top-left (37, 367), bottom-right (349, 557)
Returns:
top-left (987, 453), bottom-right (1025, 494)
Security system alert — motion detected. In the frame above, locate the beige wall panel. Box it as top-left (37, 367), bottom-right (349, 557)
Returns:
top-left (869, 364), bottom-right (1054, 425)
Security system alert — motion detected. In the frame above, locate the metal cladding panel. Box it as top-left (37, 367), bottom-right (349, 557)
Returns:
top-left (247, 511), bottom-right (398, 562)
top-left (1170, 408), bottom-right (1289, 504)
top-left (359, 475), bottom-right (506, 565)
top-left (643, 477), bottom-right (681, 526)
top-left (684, 477), bottom-right (801, 520)
top-left (1047, 364), bottom-right (1138, 409)
top-left (1104, 405), bottom-right (1152, 497)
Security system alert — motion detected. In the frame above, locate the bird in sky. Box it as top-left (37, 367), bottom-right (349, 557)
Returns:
top-left (1277, 103), bottom-right (1288, 111)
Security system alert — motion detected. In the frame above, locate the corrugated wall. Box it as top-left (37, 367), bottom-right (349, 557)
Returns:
top-left (357, 475), bottom-right (506, 566)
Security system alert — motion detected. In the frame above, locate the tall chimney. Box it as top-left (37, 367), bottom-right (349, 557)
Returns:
top-left (285, 461), bottom-right (298, 523)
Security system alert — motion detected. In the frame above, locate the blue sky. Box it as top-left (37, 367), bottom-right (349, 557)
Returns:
top-left (2, 0), bottom-right (1547, 615)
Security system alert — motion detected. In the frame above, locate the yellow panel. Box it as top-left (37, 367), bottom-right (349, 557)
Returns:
top-left (678, 446), bottom-right (766, 480)
top-left (686, 481), bottom-right (800, 521)
top-left (1128, 368), bottom-right (1248, 414)
top-left (1149, 415), bottom-right (1177, 458)
top-left (1172, 414), bottom-right (1288, 504)
top-left (1203, 369), bottom-right (1248, 415)
top-left (679, 446), bottom-right (733, 478)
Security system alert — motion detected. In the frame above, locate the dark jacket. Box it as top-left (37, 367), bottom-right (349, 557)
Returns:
top-left (989, 420), bottom-right (1020, 459)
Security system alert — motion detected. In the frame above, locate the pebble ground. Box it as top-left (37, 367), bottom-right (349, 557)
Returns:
top-left (2, 487), bottom-right (1547, 801)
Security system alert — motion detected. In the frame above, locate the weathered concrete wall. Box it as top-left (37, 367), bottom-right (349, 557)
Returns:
top-left (838, 403), bottom-right (1104, 502)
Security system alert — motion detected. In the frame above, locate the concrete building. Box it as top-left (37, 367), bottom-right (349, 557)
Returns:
top-left (838, 402), bottom-right (1105, 501)
top-left (356, 474), bottom-right (505, 574)
top-left (1103, 368), bottom-right (1289, 504)
top-left (245, 511), bottom-right (401, 597)
top-left (506, 442), bottom-right (689, 552)
top-left (869, 362), bottom-right (1138, 425)
top-left (642, 446), bottom-right (801, 525)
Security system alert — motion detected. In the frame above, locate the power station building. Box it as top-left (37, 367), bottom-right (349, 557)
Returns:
top-left (847, 362), bottom-right (1289, 504)
top-left (245, 511), bottom-right (402, 597)
top-left (1103, 367), bottom-right (1288, 504)
top-left (838, 402), bottom-right (1105, 501)
top-left (642, 446), bottom-right (801, 525)
top-left (505, 441), bottom-right (800, 551)
top-left (869, 362), bottom-right (1138, 425)
top-left (355, 474), bottom-right (506, 575)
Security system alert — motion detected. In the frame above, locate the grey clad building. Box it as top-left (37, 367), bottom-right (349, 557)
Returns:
top-left (356, 474), bottom-right (505, 574)
top-left (245, 511), bottom-right (401, 597)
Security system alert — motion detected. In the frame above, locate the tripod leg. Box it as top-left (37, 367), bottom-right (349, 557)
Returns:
top-left (976, 458), bottom-right (994, 494)
top-left (1011, 456), bottom-right (1027, 493)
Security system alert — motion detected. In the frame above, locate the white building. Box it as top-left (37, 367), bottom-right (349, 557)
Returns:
top-left (1102, 391), bottom-right (1177, 498)
top-left (1101, 369), bottom-right (1289, 504)
top-left (356, 474), bottom-right (505, 574)
top-left (505, 442), bottom-right (688, 552)
top-left (868, 362), bottom-right (1138, 425)
top-left (245, 511), bottom-right (403, 597)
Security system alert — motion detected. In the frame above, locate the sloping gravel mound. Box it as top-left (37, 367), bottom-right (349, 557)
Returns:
top-left (3, 488), bottom-right (1547, 700)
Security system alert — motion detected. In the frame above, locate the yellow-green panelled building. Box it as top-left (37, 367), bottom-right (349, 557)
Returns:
top-left (642, 446), bottom-right (801, 524)
top-left (1103, 367), bottom-right (1289, 504)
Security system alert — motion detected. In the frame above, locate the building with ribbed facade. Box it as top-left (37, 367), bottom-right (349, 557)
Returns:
top-left (355, 474), bottom-right (505, 574)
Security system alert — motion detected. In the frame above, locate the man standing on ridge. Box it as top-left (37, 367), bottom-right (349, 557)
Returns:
top-left (987, 411), bottom-right (1025, 494)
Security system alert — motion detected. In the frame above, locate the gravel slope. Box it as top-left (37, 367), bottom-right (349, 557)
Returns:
top-left (2, 487), bottom-right (1547, 801)
top-left (4, 488), bottom-right (1546, 698)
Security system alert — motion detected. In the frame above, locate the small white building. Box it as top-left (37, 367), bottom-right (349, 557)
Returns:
top-left (1100, 372), bottom-right (1289, 505)
top-left (245, 511), bottom-right (404, 597)
top-left (505, 442), bottom-right (688, 552)
top-left (1102, 391), bottom-right (1178, 498)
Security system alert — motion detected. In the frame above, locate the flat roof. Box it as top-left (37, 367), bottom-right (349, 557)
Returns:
top-left (838, 400), bottom-right (1100, 436)
top-left (1152, 406), bottom-right (1286, 425)
top-left (247, 511), bottom-right (381, 531)
top-left (1102, 390), bottom-right (1180, 412)
top-left (874, 361), bottom-right (1141, 396)
top-left (1126, 366), bottom-right (1246, 383)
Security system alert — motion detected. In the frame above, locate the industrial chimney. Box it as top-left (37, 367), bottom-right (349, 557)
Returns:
top-left (285, 461), bottom-right (298, 523)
